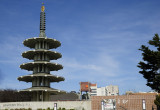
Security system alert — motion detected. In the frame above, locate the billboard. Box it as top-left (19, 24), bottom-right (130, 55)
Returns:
top-left (80, 82), bottom-right (91, 92)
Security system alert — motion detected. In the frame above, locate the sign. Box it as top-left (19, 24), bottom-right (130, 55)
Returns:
top-left (105, 103), bottom-right (114, 109)
top-left (101, 99), bottom-right (116, 110)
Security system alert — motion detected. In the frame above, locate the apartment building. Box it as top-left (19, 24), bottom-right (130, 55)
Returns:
top-left (106, 85), bottom-right (119, 96)
top-left (89, 83), bottom-right (119, 96)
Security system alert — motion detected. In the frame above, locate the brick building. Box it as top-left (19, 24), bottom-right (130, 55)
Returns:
top-left (91, 93), bottom-right (157, 110)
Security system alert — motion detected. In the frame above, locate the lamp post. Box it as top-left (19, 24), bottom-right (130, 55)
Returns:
top-left (113, 99), bottom-right (116, 110)
top-left (142, 99), bottom-right (146, 110)
top-left (54, 103), bottom-right (57, 110)
top-left (101, 100), bottom-right (105, 110)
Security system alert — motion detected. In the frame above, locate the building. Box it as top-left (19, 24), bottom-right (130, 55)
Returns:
top-left (90, 83), bottom-right (97, 96)
top-left (89, 83), bottom-right (119, 96)
top-left (91, 93), bottom-right (157, 110)
top-left (17, 4), bottom-right (65, 101)
top-left (106, 85), bottom-right (119, 96)
top-left (97, 87), bottom-right (106, 96)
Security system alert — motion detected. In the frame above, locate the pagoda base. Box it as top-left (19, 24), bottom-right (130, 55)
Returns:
top-left (19, 87), bottom-right (66, 101)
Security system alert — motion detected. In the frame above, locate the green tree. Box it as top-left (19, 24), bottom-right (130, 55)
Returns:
top-left (138, 34), bottom-right (160, 92)
top-left (154, 94), bottom-right (160, 109)
top-left (138, 34), bottom-right (160, 109)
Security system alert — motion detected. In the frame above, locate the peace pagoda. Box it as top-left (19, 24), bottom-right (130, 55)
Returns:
top-left (17, 4), bottom-right (65, 101)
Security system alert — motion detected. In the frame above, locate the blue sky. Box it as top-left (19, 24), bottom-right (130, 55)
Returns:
top-left (0, 0), bottom-right (160, 94)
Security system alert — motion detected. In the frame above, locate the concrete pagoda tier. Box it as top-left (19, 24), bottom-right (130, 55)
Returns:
top-left (18, 4), bottom-right (65, 101)
top-left (22, 50), bottom-right (62, 60)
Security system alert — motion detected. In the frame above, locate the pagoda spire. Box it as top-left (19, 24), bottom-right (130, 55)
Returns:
top-left (39, 3), bottom-right (46, 37)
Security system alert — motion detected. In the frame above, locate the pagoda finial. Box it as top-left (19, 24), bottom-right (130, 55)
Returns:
top-left (41, 2), bottom-right (45, 12)
top-left (39, 2), bottom-right (46, 37)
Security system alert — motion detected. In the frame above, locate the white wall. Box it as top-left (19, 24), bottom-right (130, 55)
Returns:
top-left (0, 101), bottom-right (91, 110)
top-left (97, 87), bottom-right (106, 96)
top-left (90, 85), bottom-right (97, 96)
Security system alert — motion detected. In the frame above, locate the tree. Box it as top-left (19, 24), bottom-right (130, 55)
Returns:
top-left (154, 94), bottom-right (160, 109)
top-left (0, 89), bottom-right (31, 102)
top-left (138, 34), bottom-right (160, 92)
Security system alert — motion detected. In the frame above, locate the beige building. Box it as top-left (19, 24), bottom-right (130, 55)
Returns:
top-left (106, 85), bottom-right (119, 96)
top-left (90, 83), bottom-right (119, 96)
top-left (97, 87), bottom-right (106, 96)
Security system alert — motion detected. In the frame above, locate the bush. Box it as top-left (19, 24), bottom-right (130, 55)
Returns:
top-left (58, 107), bottom-right (61, 110)
top-left (47, 107), bottom-right (50, 110)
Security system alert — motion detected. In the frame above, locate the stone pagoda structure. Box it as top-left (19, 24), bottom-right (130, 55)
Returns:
top-left (17, 4), bottom-right (65, 101)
